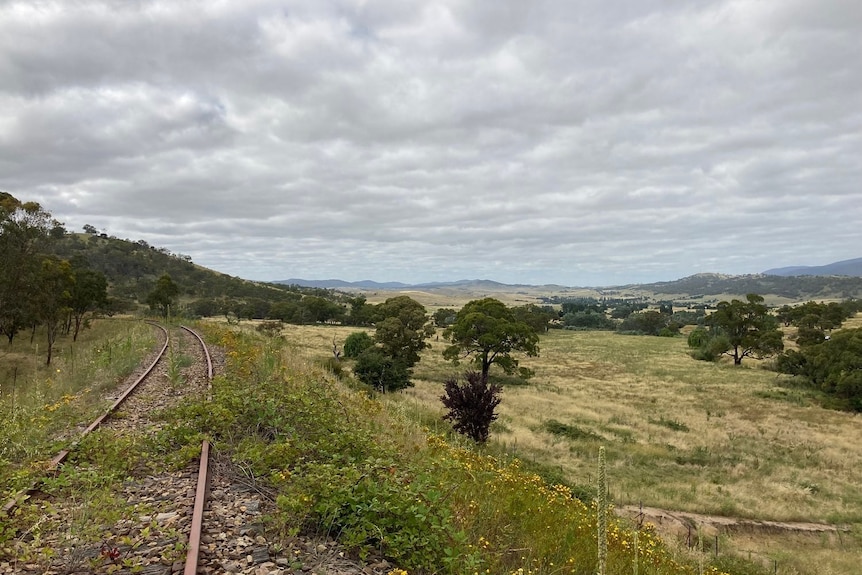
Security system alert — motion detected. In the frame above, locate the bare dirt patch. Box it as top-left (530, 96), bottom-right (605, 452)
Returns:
top-left (618, 504), bottom-right (848, 541)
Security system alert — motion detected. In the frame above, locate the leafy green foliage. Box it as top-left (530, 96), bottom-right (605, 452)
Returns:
top-left (776, 300), bottom-right (857, 346)
top-left (372, 296), bottom-right (434, 368)
top-left (343, 331), bottom-right (374, 358)
top-left (441, 371), bottom-right (502, 443)
top-left (279, 461), bottom-right (462, 569)
top-left (300, 295), bottom-right (346, 324)
top-left (197, 326), bottom-right (474, 573)
top-left (353, 349), bottom-right (412, 393)
top-left (687, 328), bottom-right (731, 362)
top-left (0, 195), bottom-right (66, 348)
top-left (608, 301), bottom-right (648, 319)
top-left (511, 304), bottom-right (557, 333)
top-left (345, 295), bottom-right (376, 326)
top-left (145, 273), bottom-right (180, 318)
top-left (432, 307), bottom-right (457, 327)
top-left (343, 296), bottom-right (433, 392)
top-left (703, 294), bottom-right (784, 365)
top-left (773, 328), bottom-right (862, 410)
top-left (68, 265), bottom-right (108, 341)
top-left (443, 298), bottom-right (540, 380)
top-left (562, 310), bottom-right (617, 330)
top-left (617, 310), bottom-right (680, 336)
top-left (33, 257), bottom-right (75, 364)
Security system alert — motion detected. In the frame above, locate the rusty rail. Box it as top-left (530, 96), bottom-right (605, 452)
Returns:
top-left (2, 322), bottom-right (170, 516)
top-left (179, 325), bottom-right (214, 575)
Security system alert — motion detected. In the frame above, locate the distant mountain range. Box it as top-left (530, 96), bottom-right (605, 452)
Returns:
top-left (276, 257), bottom-right (862, 301)
top-left (762, 257), bottom-right (862, 277)
top-left (278, 256), bottom-right (862, 291)
top-left (274, 278), bottom-right (530, 290)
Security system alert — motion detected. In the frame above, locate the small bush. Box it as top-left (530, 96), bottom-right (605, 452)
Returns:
top-left (689, 333), bottom-right (730, 362)
top-left (687, 327), bottom-right (711, 348)
top-left (648, 416), bottom-right (689, 432)
top-left (353, 349), bottom-right (412, 393)
top-left (441, 371), bottom-right (502, 443)
top-left (343, 331), bottom-right (374, 358)
top-left (255, 320), bottom-right (284, 337)
top-left (320, 357), bottom-right (344, 378)
top-left (542, 419), bottom-right (602, 441)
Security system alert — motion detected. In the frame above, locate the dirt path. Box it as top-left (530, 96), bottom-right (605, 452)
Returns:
top-left (617, 504), bottom-right (849, 541)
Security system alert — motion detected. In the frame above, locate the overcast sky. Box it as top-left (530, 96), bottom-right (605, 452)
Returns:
top-left (1, 1), bottom-right (860, 286)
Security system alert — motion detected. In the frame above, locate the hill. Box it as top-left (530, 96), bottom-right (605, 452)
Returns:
top-left (52, 233), bottom-right (336, 307)
top-left (49, 234), bottom-right (862, 306)
top-left (274, 278), bottom-right (516, 290)
top-left (276, 278), bottom-right (411, 289)
top-left (627, 273), bottom-right (862, 301)
top-left (280, 274), bottom-right (862, 302)
top-left (763, 256), bottom-right (862, 277)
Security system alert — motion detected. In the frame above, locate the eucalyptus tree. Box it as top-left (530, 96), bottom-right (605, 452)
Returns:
top-left (0, 193), bottom-right (65, 344)
top-left (443, 297), bottom-right (539, 380)
top-left (705, 294), bottom-right (784, 365)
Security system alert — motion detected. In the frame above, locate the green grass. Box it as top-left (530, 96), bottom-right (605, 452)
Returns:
top-left (186, 323), bottom-right (746, 575)
top-left (14, 317), bottom-right (852, 573)
top-left (396, 327), bottom-right (862, 574)
top-left (407, 329), bottom-right (862, 523)
top-left (0, 319), bottom-right (158, 498)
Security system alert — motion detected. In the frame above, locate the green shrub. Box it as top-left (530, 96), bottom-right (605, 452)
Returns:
top-left (542, 419), bottom-right (602, 441)
top-left (353, 349), bottom-right (412, 393)
top-left (319, 357), bottom-right (344, 378)
top-left (689, 333), bottom-right (730, 362)
top-left (648, 416), bottom-right (689, 432)
top-left (343, 331), bottom-right (374, 358)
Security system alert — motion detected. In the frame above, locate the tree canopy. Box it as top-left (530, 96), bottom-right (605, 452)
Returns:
top-left (775, 328), bottom-right (862, 411)
top-left (146, 273), bottom-right (180, 318)
top-left (68, 265), bottom-right (108, 341)
top-left (352, 348), bottom-right (412, 393)
top-left (704, 293), bottom-right (784, 365)
top-left (373, 295), bottom-right (434, 368)
top-left (442, 298), bottom-right (539, 380)
top-left (0, 196), bottom-right (63, 344)
top-left (34, 257), bottom-right (74, 364)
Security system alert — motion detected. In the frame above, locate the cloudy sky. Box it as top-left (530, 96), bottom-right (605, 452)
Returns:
top-left (1, 1), bottom-right (859, 286)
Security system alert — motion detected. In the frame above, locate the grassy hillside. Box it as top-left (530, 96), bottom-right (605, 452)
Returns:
top-left (628, 273), bottom-right (862, 302)
top-left (51, 232), bottom-right (338, 308)
top-left (1, 320), bottom-right (748, 575)
top-left (281, 319), bottom-right (862, 575)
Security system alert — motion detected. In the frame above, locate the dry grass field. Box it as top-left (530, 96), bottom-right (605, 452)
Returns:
top-left (278, 305), bottom-right (862, 575)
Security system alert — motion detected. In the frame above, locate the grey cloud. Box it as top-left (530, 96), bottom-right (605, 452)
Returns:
top-left (2, 0), bottom-right (859, 285)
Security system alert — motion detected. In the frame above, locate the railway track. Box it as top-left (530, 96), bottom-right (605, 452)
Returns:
top-left (2, 323), bottom-right (398, 575)
top-left (1, 323), bottom-right (218, 574)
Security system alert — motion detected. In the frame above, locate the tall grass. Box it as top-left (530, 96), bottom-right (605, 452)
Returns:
top-left (274, 322), bottom-right (862, 574)
top-left (191, 323), bottom-right (740, 575)
top-left (0, 320), bottom-right (158, 495)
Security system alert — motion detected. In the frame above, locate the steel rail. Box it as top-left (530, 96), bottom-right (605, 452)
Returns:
top-left (2, 321), bottom-right (170, 516)
top-left (179, 325), bottom-right (213, 385)
top-left (179, 325), bottom-right (214, 575)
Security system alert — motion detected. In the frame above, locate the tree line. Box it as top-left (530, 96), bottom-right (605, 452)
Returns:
top-left (0, 193), bottom-right (108, 364)
top-left (684, 292), bottom-right (862, 410)
top-left (333, 295), bottom-right (540, 444)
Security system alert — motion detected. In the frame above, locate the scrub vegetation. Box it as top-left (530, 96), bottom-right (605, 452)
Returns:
top-left (279, 314), bottom-right (862, 575)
